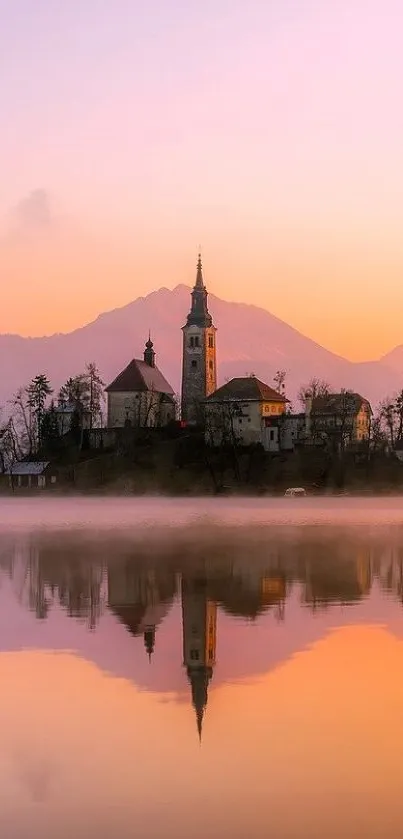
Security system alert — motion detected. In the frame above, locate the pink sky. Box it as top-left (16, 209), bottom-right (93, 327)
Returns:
top-left (1, 0), bottom-right (403, 360)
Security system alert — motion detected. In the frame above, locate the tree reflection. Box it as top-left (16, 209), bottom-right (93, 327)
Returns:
top-left (6, 527), bottom-right (403, 629)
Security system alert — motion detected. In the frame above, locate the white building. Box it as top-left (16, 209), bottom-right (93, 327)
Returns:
top-left (105, 337), bottom-right (176, 428)
top-left (204, 376), bottom-right (288, 452)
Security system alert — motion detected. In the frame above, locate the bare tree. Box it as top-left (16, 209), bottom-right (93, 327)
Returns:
top-left (298, 377), bottom-right (331, 407)
top-left (311, 389), bottom-right (357, 455)
top-left (205, 401), bottom-right (242, 481)
top-left (10, 387), bottom-right (35, 457)
top-left (379, 396), bottom-right (398, 447)
top-left (273, 370), bottom-right (286, 396)
top-left (85, 362), bottom-right (105, 429)
top-left (123, 387), bottom-right (159, 429)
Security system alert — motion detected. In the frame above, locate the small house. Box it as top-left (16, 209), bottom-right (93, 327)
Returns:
top-left (5, 462), bottom-right (58, 489)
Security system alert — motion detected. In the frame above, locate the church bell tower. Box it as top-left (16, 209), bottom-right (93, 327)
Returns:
top-left (181, 574), bottom-right (217, 741)
top-left (181, 254), bottom-right (217, 423)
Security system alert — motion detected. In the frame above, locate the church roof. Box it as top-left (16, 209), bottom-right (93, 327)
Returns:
top-left (105, 359), bottom-right (174, 395)
top-left (205, 376), bottom-right (288, 404)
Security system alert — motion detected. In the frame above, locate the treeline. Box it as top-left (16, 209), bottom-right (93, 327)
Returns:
top-left (276, 371), bottom-right (403, 452)
top-left (0, 363), bottom-right (105, 469)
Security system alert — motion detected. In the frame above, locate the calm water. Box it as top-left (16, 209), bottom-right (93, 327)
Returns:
top-left (3, 498), bottom-right (403, 838)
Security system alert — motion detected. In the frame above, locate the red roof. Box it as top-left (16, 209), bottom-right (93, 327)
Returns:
top-left (205, 376), bottom-right (288, 403)
top-left (106, 359), bottom-right (174, 395)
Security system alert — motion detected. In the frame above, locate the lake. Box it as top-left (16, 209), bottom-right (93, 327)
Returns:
top-left (2, 497), bottom-right (403, 838)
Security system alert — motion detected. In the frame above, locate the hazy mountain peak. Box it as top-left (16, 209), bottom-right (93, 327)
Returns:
top-left (0, 285), bottom-right (401, 407)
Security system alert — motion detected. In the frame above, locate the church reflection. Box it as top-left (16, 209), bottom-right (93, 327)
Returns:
top-left (5, 530), bottom-right (403, 738)
top-left (107, 563), bottom-right (176, 661)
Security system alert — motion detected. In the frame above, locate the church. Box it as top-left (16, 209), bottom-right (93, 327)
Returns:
top-left (105, 336), bottom-right (175, 428)
top-left (105, 252), bottom-right (284, 433)
top-left (180, 253), bottom-right (217, 423)
top-left (105, 253), bottom-right (217, 428)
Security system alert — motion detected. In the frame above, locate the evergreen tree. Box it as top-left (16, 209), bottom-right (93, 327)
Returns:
top-left (27, 374), bottom-right (53, 451)
top-left (41, 401), bottom-right (60, 453)
top-left (70, 408), bottom-right (82, 446)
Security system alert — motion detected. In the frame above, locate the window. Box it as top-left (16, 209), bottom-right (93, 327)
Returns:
top-left (190, 649), bottom-right (200, 661)
top-left (208, 336), bottom-right (214, 348)
top-left (194, 336), bottom-right (200, 347)
top-left (209, 360), bottom-right (213, 370)
top-left (239, 418), bottom-right (242, 424)
top-left (189, 336), bottom-right (194, 348)
top-left (191, 360), bottom-right (197, 368)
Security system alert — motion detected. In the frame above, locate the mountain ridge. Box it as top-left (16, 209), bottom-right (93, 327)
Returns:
top-left (0, 284), bottom-right (402, 410)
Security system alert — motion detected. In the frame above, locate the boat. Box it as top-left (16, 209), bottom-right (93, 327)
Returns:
top-left (284, 487), bottom-right (307, 497)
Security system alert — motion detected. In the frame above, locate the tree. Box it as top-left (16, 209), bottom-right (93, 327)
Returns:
top-left (11, 386), bottom-right (36, 457)
top-left (58, 375), bottom-right (88, 410)
top-left (85, 362), bottom-right (105, 428)
top-left (27, 374), bottom-right (53, 451)
top-left (298, 378), bottom-right (331, 407)
top-left (205, 401), bottom-right (242, 481)
top-left (394, 390), bottom-right (403, 443)
top-left (379, 396), bottom-right (398, 447)
top-left (273, 370), bottom-right (286, 396)
top-left (311, 389), bottom-right (357, 459)
top-left (58, 363), bottom-right (105, 428)
top-left (40, 401), bottom-right (61, 453)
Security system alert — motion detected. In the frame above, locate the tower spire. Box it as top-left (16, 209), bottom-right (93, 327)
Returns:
top-left (195, 252), bottom-right (204, 289)
top-left (144, 334), bottom-right (155, 367)
top-left (144, 627), bottom-right (155, 662)
top-left (188, 666), bottom-right (211, 743)
top-left (183, 252), bottom-right (212, 328)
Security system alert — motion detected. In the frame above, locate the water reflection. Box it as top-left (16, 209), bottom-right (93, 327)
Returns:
top-left (4, 524), bottom-right (403, 837)
top-left (2, 528), bottom-right (403, 741)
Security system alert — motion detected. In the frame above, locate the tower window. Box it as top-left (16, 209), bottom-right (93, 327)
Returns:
top-left (191, 360), bottom-right (197, 368)
top-left (189, 337), bottom-right (194, 348)
top-left (209, 360), bottom-right (213, 370)
top-left (190, 650), bottom-right (200, 661)
top-left (208, 336), bottom-right (214, 348)
top-left (194, 336), bottom-right (200, 347)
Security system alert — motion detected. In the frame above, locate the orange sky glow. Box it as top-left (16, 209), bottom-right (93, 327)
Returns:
top-left (2, 1), bottom-right (403, 362)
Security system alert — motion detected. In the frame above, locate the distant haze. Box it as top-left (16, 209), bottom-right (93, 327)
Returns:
top-left (0, 285), bottom-right (402, 410)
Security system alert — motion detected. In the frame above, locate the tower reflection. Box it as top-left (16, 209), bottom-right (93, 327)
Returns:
top-left (181, 573), bottom-right (217, 740)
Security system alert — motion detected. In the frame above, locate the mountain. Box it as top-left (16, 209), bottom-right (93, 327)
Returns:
top-left (0, 284), bottom-right (401, 410)
top-left (380, 345), bottom-right (403, 377)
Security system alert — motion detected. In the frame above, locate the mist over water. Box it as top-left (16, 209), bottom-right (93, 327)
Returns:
top-left (2, 495), bottom-right (403, 532)
top-left (2, 498), bottom-right (403, 838)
